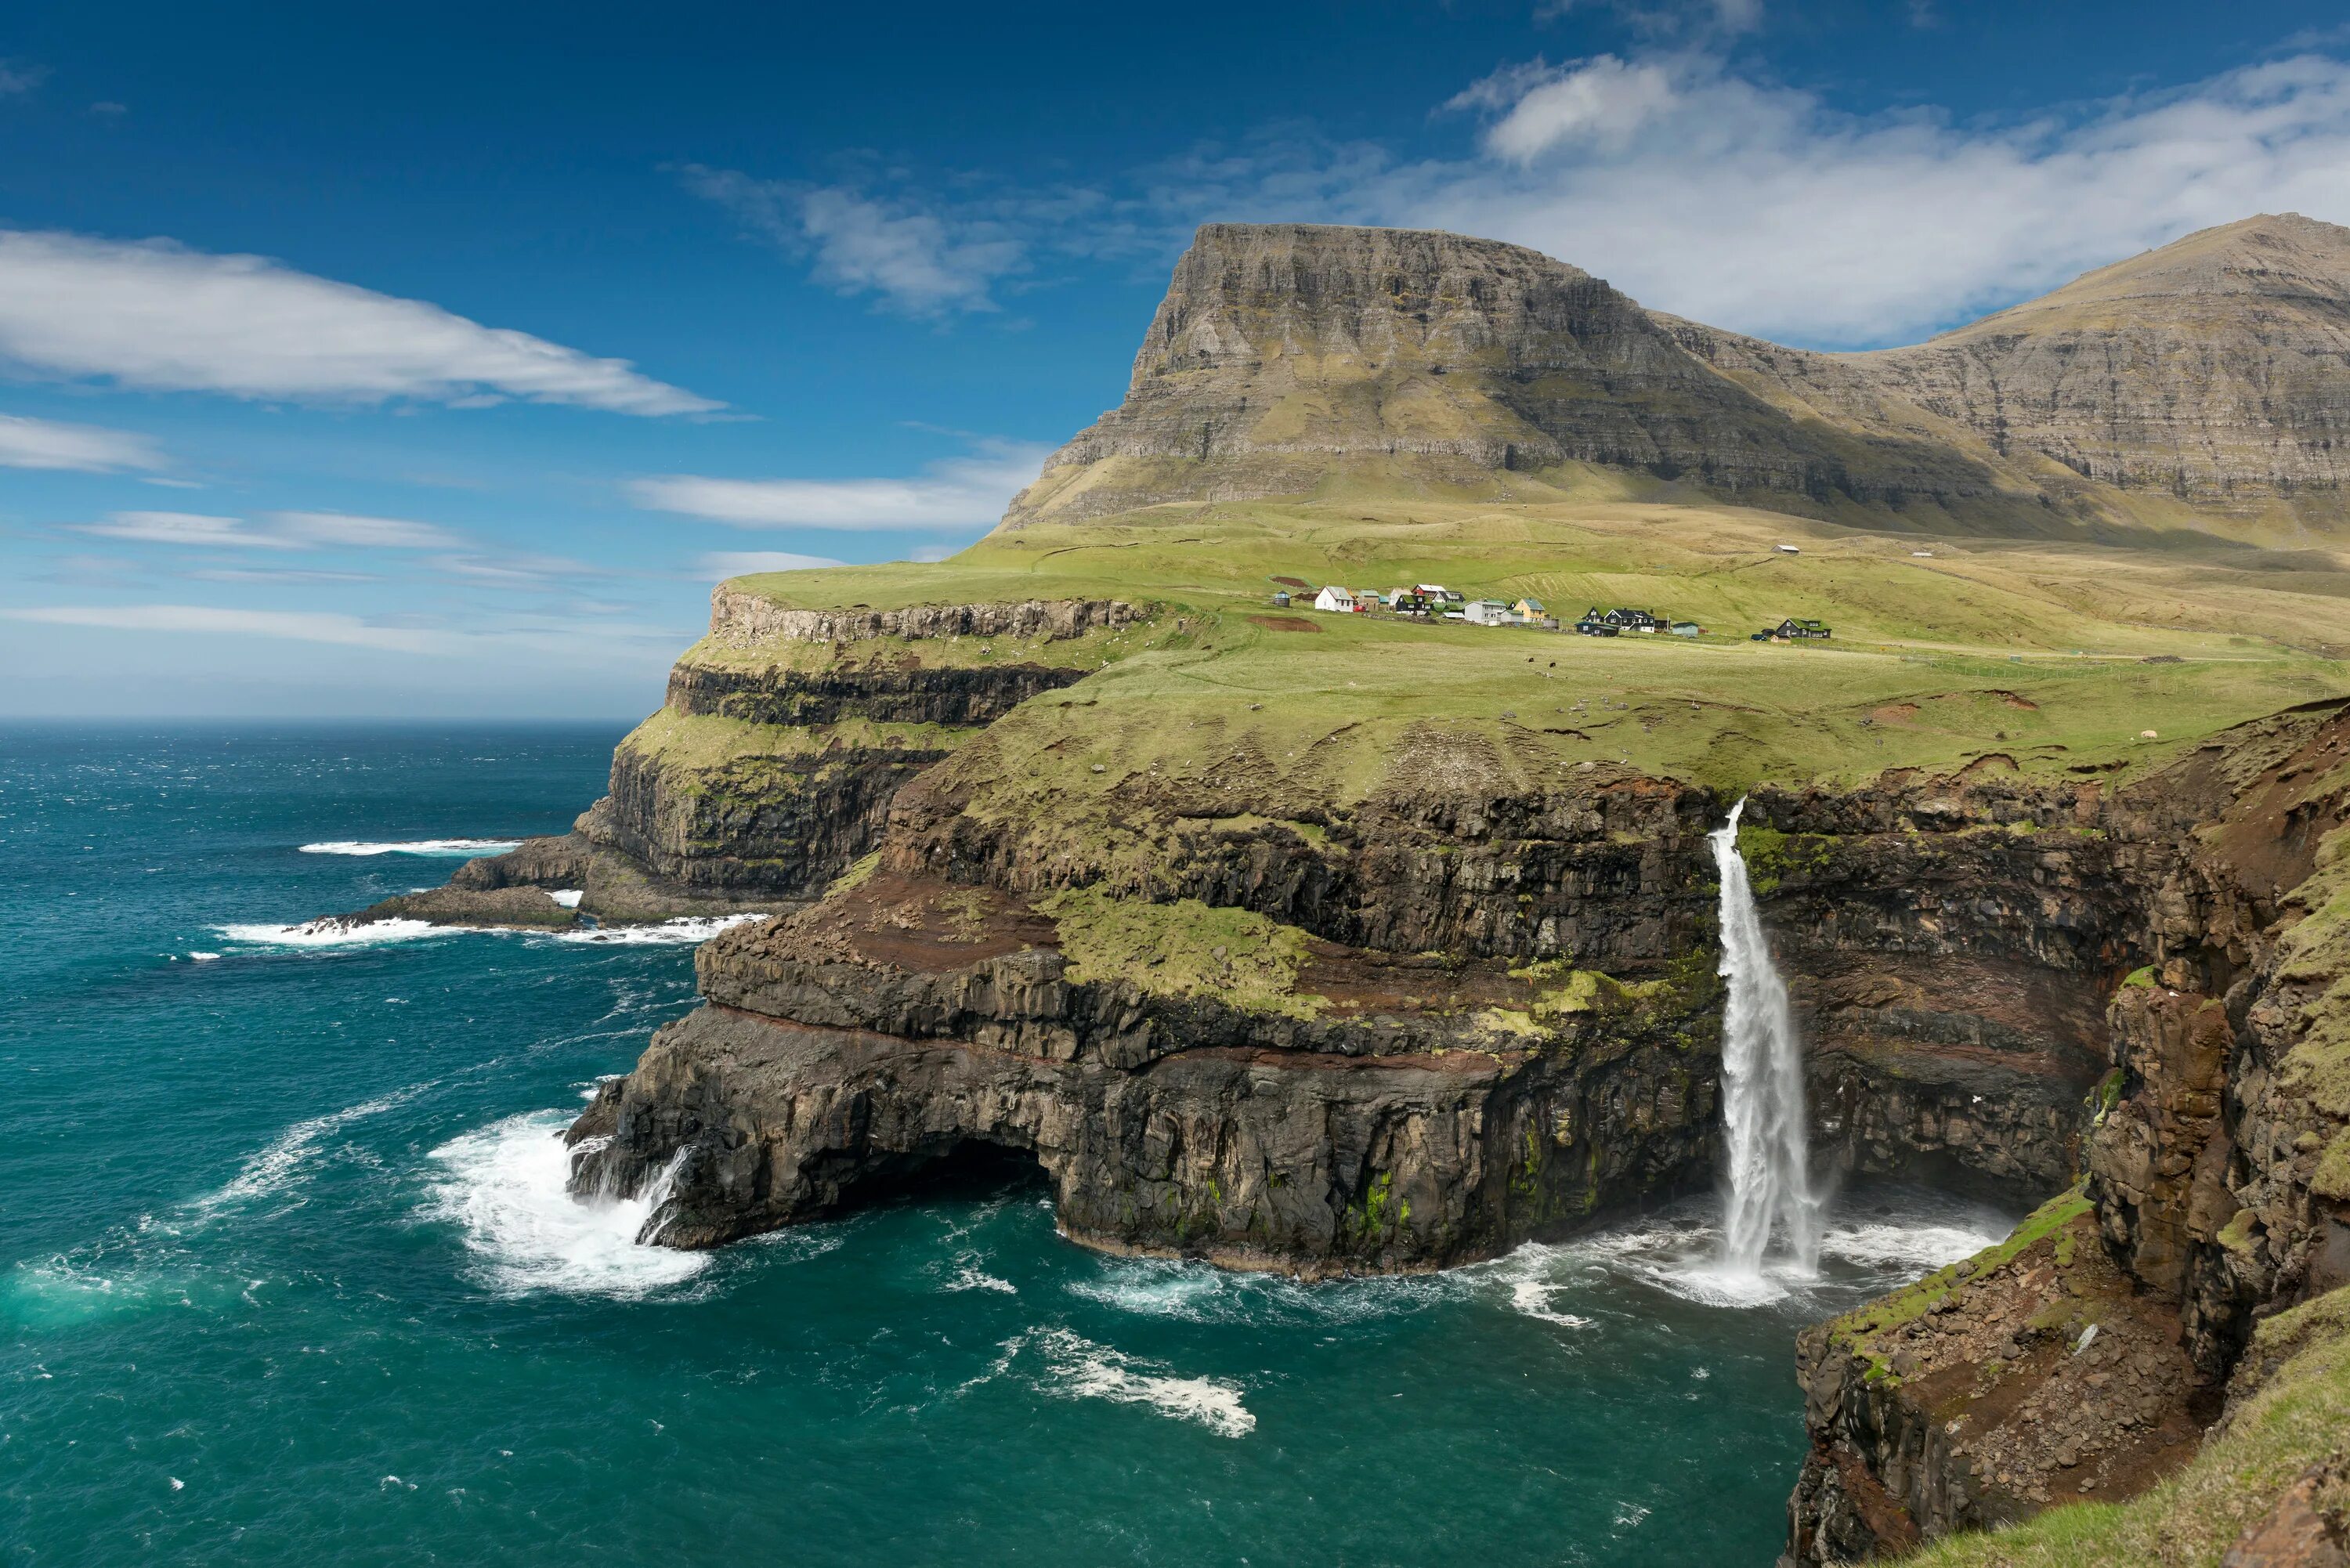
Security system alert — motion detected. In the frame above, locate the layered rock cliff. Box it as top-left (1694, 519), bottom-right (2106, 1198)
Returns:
top-left (343, 590), bottom-right (1147, 929)
top-left (1782, 697), bottom-right (2350, 1564)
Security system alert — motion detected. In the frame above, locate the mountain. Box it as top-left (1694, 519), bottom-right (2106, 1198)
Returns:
top-left (1853, 212), bottom-right (2350, 510)
top-left (1003, 222), bottom-right (2043, 529)
top-left (1008, 215), bottom-right (2350, 533)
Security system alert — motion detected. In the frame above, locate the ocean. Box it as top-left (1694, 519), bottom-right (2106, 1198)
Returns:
top-left (1, 724), bottom-right (2010, 1567)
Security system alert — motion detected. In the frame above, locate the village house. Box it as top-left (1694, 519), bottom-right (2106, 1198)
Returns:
top-left (1573, 614), bottom-right (1620, 637)
top-left (1777, 617), bottom-right (1831, 638)
top-left (1313, 585), bottom-right (1361, 613)
top-left (1583, 605), bottom-right (1660, 632)
top-left (1464, 599), bottom-right (1514, 626)
top-left (1668, 620), bottom-right (1703, 638)
top-left (1512, 598), bottom-right (1548, 622)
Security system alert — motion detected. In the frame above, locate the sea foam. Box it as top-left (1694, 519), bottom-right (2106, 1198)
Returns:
top-left (1029, 1327), bottom-right (1256, 1437)
top-left (298, 839), bottom-right (521, 857)
top-left (422, 1111), bottom-right (707, 1299)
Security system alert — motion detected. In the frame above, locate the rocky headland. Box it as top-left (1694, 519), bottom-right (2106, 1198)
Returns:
top-left (370, 214), bottom-right (2350, 1562)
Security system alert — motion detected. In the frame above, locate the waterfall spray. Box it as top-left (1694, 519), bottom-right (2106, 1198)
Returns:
top-left (1709, 798), bottom-right (1821, 1278)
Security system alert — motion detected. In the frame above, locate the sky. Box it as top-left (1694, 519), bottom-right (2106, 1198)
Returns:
top-left (5, 0), bottom-right (2350, 719)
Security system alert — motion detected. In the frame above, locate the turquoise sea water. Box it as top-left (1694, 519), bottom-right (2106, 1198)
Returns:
top-left (2, 725), bottom-right (2012, 1567)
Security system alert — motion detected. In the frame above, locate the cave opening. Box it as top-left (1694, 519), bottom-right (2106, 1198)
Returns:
top-left (833, 1137), bottom-right (1052, 1214)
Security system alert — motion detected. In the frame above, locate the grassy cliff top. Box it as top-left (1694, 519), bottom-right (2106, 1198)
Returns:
top-left (676, 494), bottom-right (2348, 796)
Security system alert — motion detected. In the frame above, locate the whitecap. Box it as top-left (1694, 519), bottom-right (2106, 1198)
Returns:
top-left (1029, 1327), bottom-right (1254, 1437)
top-left (421, 1111), bottom-right (707, 1299)
top-left (188, 952), bottom-right (221, 962)
top-left (298, 839), bottom-right (521, 857)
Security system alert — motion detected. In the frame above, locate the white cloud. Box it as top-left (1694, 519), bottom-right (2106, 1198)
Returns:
top-left (1452, 56), bottom-right (1683, 160)
top-left (76, 511), bottom-right (303, 549)
top-left (630, 441), bottom-right (1048, 529)
top-left (267, 511), bottom-right (466, 548)
top-left (0, 412), bottom-right (166, 471)
top-left (682, 166), bottom-right (1026, 315)
top-left (2, 604), bottom-right (450, 652)
top-left (0, 60), bottom-right (47, 96)
top-left (696, 551), bottom-right (848, 576)
top-left (902, 544), bottom-right (960, 563)
top-left (0, 229), bottom-right (721, 413)
top-left (1390, 49), bottom-right (2350, 345)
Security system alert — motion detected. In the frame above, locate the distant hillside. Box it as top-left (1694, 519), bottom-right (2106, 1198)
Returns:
top-left (1003, 215), bottom-right (2350, 536)
top-left (1851, 212), bottom-right (2350, 511)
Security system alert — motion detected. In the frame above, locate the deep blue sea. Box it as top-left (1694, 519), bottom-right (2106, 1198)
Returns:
top-left (1, 724), bottom-right (2012, 1567)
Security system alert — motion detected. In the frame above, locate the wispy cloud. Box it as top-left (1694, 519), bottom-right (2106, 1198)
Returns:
top-left (188, 566), bottom-right (382, 585)
top-left (0, 412), bottom-right (166, 472)
top-left (76, 511), bottom-right (305, 550)
top-left (428, 551), bottom-right (606, 584)
top-left (266, 511), bottom-right (466, 548)
top-left (0, 60), bottom-right (48, 97)
top-left (73, 507), bottom-right (473, 552)
top-left (630, 439), bottom-right (1048, 529)
top-left (682, 165), bottom-right (1029, 316)
top-left (696, 551), bottom-right (848, 576)
top-left (0, 229), bottom-right (721, 413)
top-left (2, 604), bottom-right (451, 652)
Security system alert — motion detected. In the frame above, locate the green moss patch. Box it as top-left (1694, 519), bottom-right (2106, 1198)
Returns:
top-left (1037, 885), bottom-right (1329, 1020)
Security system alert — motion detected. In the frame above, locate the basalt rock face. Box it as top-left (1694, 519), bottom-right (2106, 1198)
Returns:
top-left (567, 729), bottom-right (2310, 1278)
top-left (369, 592), bottom-right (1143, 926)
top-left (566, 873), bottom-right (1726, 1272)
top-left (1003, 222), bottom-right (2029, 526)
top-left (1783, 698), bottom-right (2350, 1563)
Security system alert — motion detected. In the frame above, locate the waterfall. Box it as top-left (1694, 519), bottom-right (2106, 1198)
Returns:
top-left (1709, 798), bottom-right (1821, 1278)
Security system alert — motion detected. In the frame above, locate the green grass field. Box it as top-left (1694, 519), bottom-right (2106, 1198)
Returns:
top-left (694, 496), bottom-right (2349, 799)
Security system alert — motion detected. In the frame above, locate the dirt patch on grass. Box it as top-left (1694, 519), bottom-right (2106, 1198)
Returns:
top-left (1248, 615), bottom-right (1321, 632)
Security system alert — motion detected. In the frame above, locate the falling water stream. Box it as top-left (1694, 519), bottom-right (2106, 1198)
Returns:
top-left (1709, 798), bottom-right (1823, 1281)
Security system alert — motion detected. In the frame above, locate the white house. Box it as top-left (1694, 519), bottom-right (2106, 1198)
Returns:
top-left (1314, 585), bottom-right (1359, 613)
top-left (1464, 599), bottom-right (1513, 625)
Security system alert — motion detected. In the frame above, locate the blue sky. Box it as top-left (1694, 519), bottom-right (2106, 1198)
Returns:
top-left (5, 0), bottom-right (2349, 718)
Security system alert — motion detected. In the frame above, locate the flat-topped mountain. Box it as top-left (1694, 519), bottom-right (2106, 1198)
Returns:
top-left (1003, 222), bottom-right (2036, 528)
top-left (1007, 215), bottom-right (2350, 533)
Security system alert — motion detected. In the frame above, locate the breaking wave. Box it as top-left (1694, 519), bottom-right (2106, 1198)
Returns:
top-left (298, 839), bottom-right (522, 856)
top-left (217, 912), bottom-right (765, 951)
top-left (544, 915), bottom-right (765, 946)
top-left (219, 917), bottom-right (447, 948)
top-left (421, 1111), bottom-right (708, 1299)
